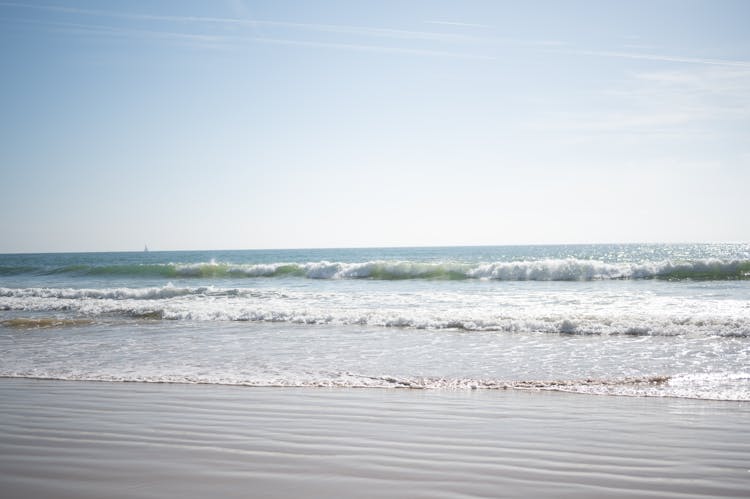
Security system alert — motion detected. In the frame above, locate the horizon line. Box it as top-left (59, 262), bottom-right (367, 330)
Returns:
top-left (1, 241), bottom-right (747, 256)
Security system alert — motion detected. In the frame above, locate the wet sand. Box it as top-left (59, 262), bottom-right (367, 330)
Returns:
top-left (0, 378), bottom-right (748, 498)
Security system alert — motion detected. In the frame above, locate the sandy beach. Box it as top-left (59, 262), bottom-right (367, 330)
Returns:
top-left (1, 379), bottom-right (748, 498)
top-left (3, 0), bottom-right (749, 496)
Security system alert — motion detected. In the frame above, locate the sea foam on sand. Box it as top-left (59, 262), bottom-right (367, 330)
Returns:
top-left (0, 379), bottom-right (748, 498)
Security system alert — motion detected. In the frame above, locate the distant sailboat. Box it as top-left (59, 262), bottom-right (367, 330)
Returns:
top-left (144, 245), bottom-right (149, 252)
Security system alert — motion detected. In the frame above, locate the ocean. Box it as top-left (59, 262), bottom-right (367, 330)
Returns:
top-left (1, 243), bottom-right (749, 401)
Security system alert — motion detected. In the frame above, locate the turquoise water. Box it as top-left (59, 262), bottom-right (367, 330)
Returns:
top-left (2, 243), bottom-right (750, 285)
top-left (1, 244), bottom-right (749, 399)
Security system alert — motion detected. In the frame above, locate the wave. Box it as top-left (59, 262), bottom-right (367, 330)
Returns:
top-left (0, 372), bottom-right (667, 389)
top-left (4, 258), bottom-right (750, 281)
top-left (0, 317), bottom-right (96, 329)
top-left (0, 285), bottom-right (232, 300)
top-left (2, 286), bottom-right (748, 337)
top-left (1, 372), bottom-right (745, 400)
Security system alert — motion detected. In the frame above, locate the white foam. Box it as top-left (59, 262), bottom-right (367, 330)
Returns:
top-left (0, 285), bottom-right (208, 300)
top-left (2, 269), bottom-right (749, 340)
top-left (2, 371), bottom-right (746, 400)
top-left (4, 255), bottom-right (750, 281)
top-left (2, 285), bottom-right (749, 337)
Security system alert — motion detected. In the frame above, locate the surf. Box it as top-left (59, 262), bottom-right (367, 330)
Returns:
top-left (1, 258), bottom-right (749, 281)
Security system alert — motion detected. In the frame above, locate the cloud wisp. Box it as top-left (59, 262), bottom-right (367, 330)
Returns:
top-left (524, 62), bottom-right (750, 144)
top-left (3, 2), bottom-right (749, 69)
top-left (249, 36), bottom-right (495, 60)
top-left (0, 2), bottom-right (485, 43)
top-left (424, 20), bottom-right (491, 29)
top-left (7, 18), bottom-right (229, 46)
top-left (0, 1), bottom-right (504, 59)
top-left (557, 48), bottom-right (750, 69)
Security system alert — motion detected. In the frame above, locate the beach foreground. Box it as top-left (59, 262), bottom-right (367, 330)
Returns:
top-left (0, 379), bottom-right (748, 498)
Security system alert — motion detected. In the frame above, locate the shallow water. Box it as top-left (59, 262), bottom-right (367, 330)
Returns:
top-left (1, 244), bottom-right (749, 400)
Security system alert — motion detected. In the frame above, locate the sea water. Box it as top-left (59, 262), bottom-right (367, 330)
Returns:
top-left (1, 244), bottom-right (749, 400)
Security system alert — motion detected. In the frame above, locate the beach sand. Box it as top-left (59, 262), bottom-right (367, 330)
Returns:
top-left (0, 379), bottom-right (748, 498)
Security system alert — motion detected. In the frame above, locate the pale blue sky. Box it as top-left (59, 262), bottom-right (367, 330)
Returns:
top-left (1, 0), bottom-right (748, 252)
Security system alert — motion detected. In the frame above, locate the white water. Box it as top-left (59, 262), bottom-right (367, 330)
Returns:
top-left (2, 281), bottom-right (749, 336)
top-left (2, 245), bottom-right (749, 400)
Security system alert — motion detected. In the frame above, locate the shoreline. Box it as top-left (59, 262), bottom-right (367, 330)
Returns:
top-left (1, 378), bottom-right (748, 498)
top-left (1, 374), bottom-right (743, 403)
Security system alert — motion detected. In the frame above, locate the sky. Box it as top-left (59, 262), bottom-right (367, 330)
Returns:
top-left (0, 0), bottom-right (748, 253)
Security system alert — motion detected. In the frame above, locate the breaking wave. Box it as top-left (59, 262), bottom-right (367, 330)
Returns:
top-left (2, 285), bottom-right (749, 337)
top-left (0, 285), bottom-right (205, 300)
top-left (0, 371), bottom-right (669, 390)
top-left (2, 372), bottom-right (745, 400)
top-left (4, 258), bottom-right (750, 281)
